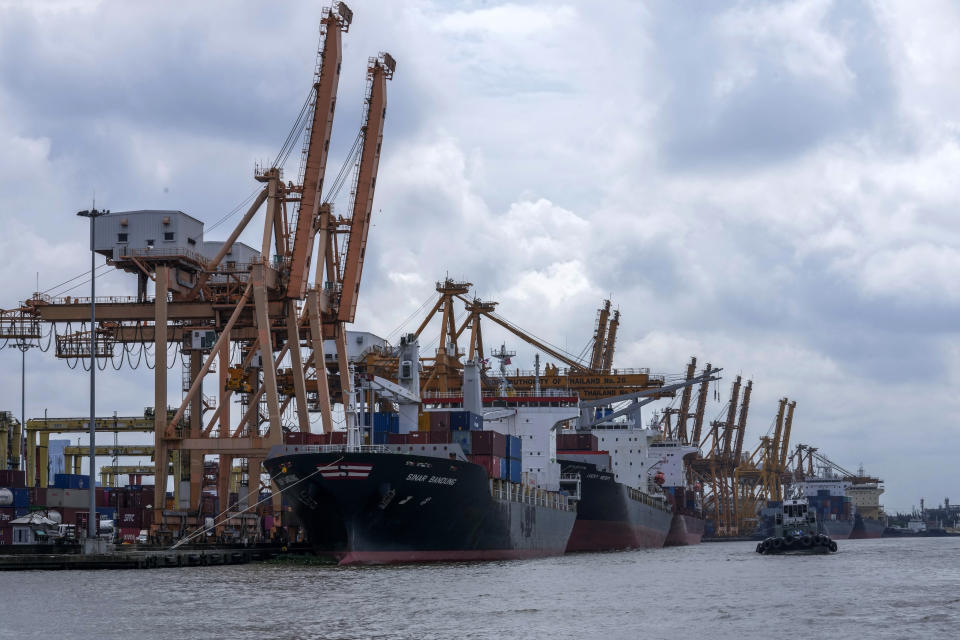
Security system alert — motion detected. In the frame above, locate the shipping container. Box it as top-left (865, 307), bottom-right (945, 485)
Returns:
top-left (12, 488), bottom-right (28, 508)
top-left (506, 435), bottom-right (522, 461)
top-left (117, 508), bottom-right (142, 529)
top-left (470, 431), bottom-right (506, 458)
top-left (556, 433), bottom-right (599, 452)
top-left (372, 431), bottom-right (388, 445)
top-left (28, 487), bottom-right (46, 506)
top-left (14, 507), bottom-right (28, 517)
top-left (53, 473), bottom-right (90, 490)
top-left (120, 527), bottom-right (139, 544)
top-left (96, 507), bottom-right (117, 521)
top-left (509, 458), bottom-right (522, 484)
top-left (0, 524), bottom-right (11, 545)
top-left (499, 457), bottom-right (508, 479)
top-left (0, 470), bottom-right (26, 488)
top-left (387, 433), bottom-right (408, 445)
top-left (468, 454), bottom-right (503, 479)
top-left (449, 430), bottom-right (472, 454)
top-left (418, 412), bottom-right (430, 432)
top-left (449, 411), bottom-right (483, 431)
top-left (0, 507), bottom-right (16, 523)
top-left (61, 489), bottom-right (90, 509)
top-left (428, 411), bottom-right (451, 431)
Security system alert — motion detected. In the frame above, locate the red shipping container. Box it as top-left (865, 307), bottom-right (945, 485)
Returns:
top-left (120, 527), bottom-right (139, 543)
top-left (329, 431), bottom-right (346, 445)
top-left (387, 433), bottom-right (409, 444)
top-left (28, 487), bottom-right (47, 507)
top-left (471, 431), bottom-right (506, 458)
top-left (0, 524), bottom-right (11, 545)
top-left (557, 433), bottom-right (598, 451)
top-left (468, 454), bottom-right (503, 479)
top-left (0, 470), bottom-right (26, 488)
top-left (0, 507), bottom-right (15, 523)
top-left (428, 411), bottom-right (451, 431)
top-left (117, 508), bottom-right (142, 529)
top-left (285, 431), bottom-right (326, 445)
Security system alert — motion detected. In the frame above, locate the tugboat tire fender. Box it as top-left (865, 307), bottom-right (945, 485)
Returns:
top-left (828, 541), bottom-right (838, 552)
top-left (800, 535), bottom-right (813, 547)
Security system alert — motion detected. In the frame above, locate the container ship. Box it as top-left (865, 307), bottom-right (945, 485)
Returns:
top-left (553, 428), bottom-right (674, 551)
top-left (265, 412), bottom-right (576, 565)
top-left (649, 439), bottom-right (706, 546)
top-left (847, 475), bottom-right (885, 539)
top-left (793, 473), bottom-right (855, 539)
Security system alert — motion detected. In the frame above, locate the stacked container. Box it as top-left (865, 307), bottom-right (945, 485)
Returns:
top-left (467, 431), bottom-right (507, 480)
top-left (556, 433), bottom-right (599, 452)
top-left (53, 473), bottom-right (91, 490)
top-left (505, 435), bottom-right (522, 483)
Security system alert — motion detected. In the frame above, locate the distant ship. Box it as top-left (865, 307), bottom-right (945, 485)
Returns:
top-left (793, 474), bottom-right (855, 540)
top-left (847, 475), bottom-right (886, 539)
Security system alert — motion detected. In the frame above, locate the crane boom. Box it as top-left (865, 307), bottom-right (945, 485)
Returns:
top-left (600, 309), bottom-right (619, 373)
top-left (337, 52), bottom-right (395, 323)
top-left (778, 400), bottom-right (796, 471)
top-left (732, 379), bottom-right (752, 464)
top-left (720, 376), bottom-right (741, 458)
top-left (589, 300), bottom-right (611, 370)
top-left (287, 3), bottom-right (352, 300)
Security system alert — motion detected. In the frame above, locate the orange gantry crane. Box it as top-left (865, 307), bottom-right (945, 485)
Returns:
top-left (0, 2), bottom-right (394, 541)
top-left (358, 281), bottom-right (665, 401)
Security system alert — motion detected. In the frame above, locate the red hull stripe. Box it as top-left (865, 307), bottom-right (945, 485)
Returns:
top-left (566, 519), bottom-right (668, 551)
top-left (336, 548), bottom-right (566, 565)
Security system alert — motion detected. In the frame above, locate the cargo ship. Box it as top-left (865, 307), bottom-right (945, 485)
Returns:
top-left (265, 421), bottom-right (576, 564)
top-left (792, 473), bottom-right (855, 540)
top-left (554, 426), bottom-right (674, 551)
top-left (649, 439), bottom-right (705, 546)
top-left (847, 474), bottom-right (886, 539)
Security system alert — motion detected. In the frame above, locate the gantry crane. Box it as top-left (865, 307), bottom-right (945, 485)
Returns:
top-left (359, 281), bottom-right (664, 400)
top-left (0, 2), bottom-right (395, 540)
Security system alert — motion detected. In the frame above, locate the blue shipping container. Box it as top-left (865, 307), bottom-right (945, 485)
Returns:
top-left (449, 411), bottom-right (483, 431)
top-left (54, 473), bottom-right (91, 490)
top-left (15, 506), bottom-right (29, 517)
top-left (372, 431), bottom-right (389, 445)
top-left (96, 507), bottom-right (117, 520)
top-left (506, 436), bottom-right (522, 461)
top-left (450, 430), bottom-right (472, 454)
top-left (499, 458), bottom-right (508, 479)
top-left (509, 458), bottom-right (521, 483)
top-left (12, 488), bottom-right (29, 507)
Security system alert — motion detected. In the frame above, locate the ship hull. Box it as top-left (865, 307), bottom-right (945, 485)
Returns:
top-left (850, 514), bottom-right (885, 539)
top-left (820, 519), bottom-right (854, 540)
top-left (562, 464), bottom-right (673, 552)
top-left (263, 448), bottom-right (575, 565)
top-left (664, 512), bottom-right (705, 546)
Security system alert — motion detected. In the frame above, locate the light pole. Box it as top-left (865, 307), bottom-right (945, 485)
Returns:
top-left (77, 207), bottom-right (107, 540)
top-left (15, 339), bottom-right (35, 473)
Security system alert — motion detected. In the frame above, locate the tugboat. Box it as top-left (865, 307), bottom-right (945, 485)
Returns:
top-left (756, 498), bottom-right (838, 555)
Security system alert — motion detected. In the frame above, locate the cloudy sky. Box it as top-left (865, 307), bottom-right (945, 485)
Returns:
top-left (1, 0), bottom-right (958, 513)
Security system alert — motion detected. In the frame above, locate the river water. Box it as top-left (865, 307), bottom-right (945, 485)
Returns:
top-left (1, 537), bottom-right (957, 639)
